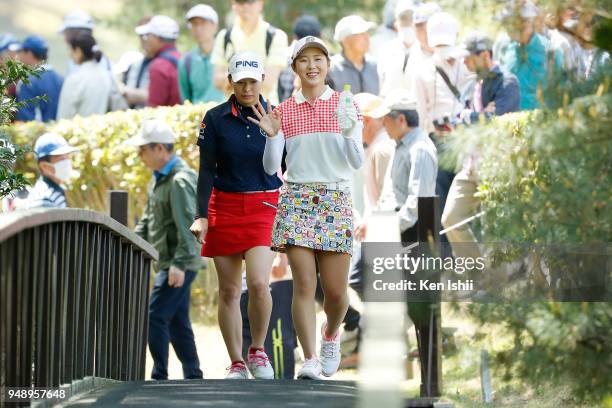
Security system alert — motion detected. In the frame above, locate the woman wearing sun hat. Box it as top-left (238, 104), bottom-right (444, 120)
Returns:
top-left (189, 50), bottom-right (282, 380)
top-left (249, 35), bottom-right (364, 379)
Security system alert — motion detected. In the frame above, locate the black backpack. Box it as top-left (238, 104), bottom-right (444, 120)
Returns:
top-left (223, 25), bottom-right (276, 61)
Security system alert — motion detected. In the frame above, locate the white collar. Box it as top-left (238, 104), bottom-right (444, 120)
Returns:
top-left (294, 85), bottom-right (333, 104)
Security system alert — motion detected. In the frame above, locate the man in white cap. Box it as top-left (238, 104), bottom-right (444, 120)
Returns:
top-left (13, 133), bottom-right (79, 210)
top-left (378, 0), bottom-right (419, 97)
top-left (179, 4), bottom-right (224, 104)
top-left (377, 91), bottom-right (438, 241)
top-left (328, 15), bottom-right (379, 95)
top-left (211, 0), bottom-right (288, 104)
top-left (353, 93), bottom-right (395, 231)
top-left (336, 93), bottom-right (396, 370)
top-left (58, 10), bottom-right (111, 75)
top-left (127, 119), bottom-right (204, 381)
top-left (413, 11), bottom-right (472, 237)
top-left (135, 15), bottom-right (182, 107)
top-left (414, 11), bottom-right (473, 136)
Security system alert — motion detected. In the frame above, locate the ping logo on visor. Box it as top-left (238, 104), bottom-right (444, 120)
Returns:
top-left (235, 60), bottom-right (259, 69)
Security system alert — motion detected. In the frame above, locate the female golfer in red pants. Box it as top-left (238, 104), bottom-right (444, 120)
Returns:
top-left (190, 51), bottom-right (282, 379)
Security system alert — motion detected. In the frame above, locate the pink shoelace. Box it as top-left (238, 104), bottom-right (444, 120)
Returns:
top-left (227, 362), bottom-right (246, 373)
top-left (249, 351), bottom-right (270, 367)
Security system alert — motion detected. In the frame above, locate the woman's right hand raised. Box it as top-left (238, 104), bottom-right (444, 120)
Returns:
top-left (248, 100), bottom-right (281, 137)
top-left (189, 218), bottom-right (208, 244)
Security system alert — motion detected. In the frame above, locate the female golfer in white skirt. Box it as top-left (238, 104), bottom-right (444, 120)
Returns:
top-left (248, 36), bottom-right (364, 379)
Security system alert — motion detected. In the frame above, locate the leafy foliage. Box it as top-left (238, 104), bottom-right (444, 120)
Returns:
top-left (467, 302), bottom-right (612, 402)
top-left (443, 37), bottom-right (611, 402)
top-left (0, 60), bottom-right (45, 199)
top-left (2, 102), bottom-right (214, 224)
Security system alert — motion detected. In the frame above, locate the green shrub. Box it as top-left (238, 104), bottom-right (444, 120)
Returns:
top-left (3, 102), bottom-right (216, 224)
top-left (444, 78), bottom-right (611, 403)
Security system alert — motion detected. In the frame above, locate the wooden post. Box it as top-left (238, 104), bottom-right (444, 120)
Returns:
top-left (108, 190), bottom-right (129, 227)
top-left (358, 210), bottom-right (404, 408)
top-left (411, 196), bottom-right (442, 397)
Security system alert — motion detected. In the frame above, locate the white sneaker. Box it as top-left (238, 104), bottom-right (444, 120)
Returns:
top-left (246, 349), bottom-right (274, 379)
top-left (297, 357), bottom-right (322, 379)
top-left (320, 323), bottom-right (341, 377)
top-left (225, 361), bottom-right (249, 379)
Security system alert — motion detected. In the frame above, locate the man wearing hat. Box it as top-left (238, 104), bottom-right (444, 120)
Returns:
top-left (378, 92), bottom-right (438, 241)
top-left (58, 10), bottom-right (112, 75)
top-left (413, 11), bottom-right (472, 230)
top-left (211, 0), bottom-right (288, 105)
top-left (377, 93), bottom-right (439, 394)
top-left (135, 15), bottom-right (182, 107)
top-left (179, 4), bottom-right (224, 104)
top-left (13, 133), bottom-right (78, 210)
top-left (15, 36), bottom-right (63, 123)
top-left (328, 15), bottom-right (379, 95)
top-left (413, 11), bottom-right (473, 135)
top-left (442, 31), bottom-right (519, 261)
top-left (354, 93), bottom-right (396, 225)
top-left (458, 31), bottom-right (520, 123)
top-left (335, 93), bottom-right (395, 369)
top-left (127, 119), bottom-right (204, 381)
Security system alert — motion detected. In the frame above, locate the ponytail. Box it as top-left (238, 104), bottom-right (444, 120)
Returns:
top-left (69, 32), bottom-right (102, 63)
top-left (91, 44), bottom-right (103, 63)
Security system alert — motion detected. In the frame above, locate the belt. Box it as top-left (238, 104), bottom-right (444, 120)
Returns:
top-left (243, 189), bottom-right (279, 194)
top-left (286, 180), bottom-right (352, 190)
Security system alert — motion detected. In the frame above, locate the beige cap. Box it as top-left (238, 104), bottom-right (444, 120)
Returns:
top-left (334, 15), bottom-right (376, 43)
top-left (290, 36), bottom-right (329, 65)
top-left (125, 119), bottom-right (175, 146)
top-left (354, 93), bottom-right (388, 119)
top-left (381, 91), bottom-right (417, 115)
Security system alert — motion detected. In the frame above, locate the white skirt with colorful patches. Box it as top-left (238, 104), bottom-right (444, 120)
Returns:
top-left (271, 182), bottom-right (353, 254)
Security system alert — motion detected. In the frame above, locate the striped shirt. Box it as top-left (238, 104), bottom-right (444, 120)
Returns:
top-left (13, 177), bottom-right (66, 209)
top-left (378, 128), bottom-right (438, 232)
top-left (262, 86), bottom-right (364, 183)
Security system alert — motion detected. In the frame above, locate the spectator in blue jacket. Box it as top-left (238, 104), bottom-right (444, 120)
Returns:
top-left (497, 1), bottom-right (562, 110)
top-left (457, 31), bottom-right (520, 123)
top-left (15, 36), bottom-right (63, 122)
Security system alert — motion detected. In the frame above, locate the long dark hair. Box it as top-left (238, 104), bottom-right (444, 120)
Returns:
top-left (68, 32), bottom-right (102, 63)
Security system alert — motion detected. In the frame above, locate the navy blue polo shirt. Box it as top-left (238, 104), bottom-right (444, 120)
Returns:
top-left (195, 95), bottom-right (282, 218)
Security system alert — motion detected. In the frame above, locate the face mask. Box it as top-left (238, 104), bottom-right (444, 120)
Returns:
top-left (53, 159), bottom-right (73, 182)
top-left (399, 27), bottom-right (415, 45)
top-left (435, 45), bottom-right (455, 60)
